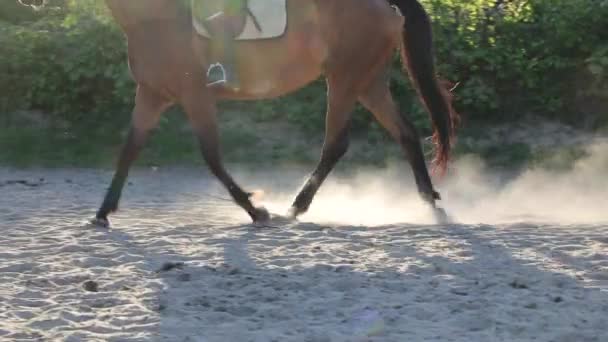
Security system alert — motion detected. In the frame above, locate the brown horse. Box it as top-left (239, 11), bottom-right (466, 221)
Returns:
top-left (19, 0), bottom-right (458, 226)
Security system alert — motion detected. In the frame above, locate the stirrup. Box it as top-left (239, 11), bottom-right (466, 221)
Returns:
top-left (206, 63), bottom-right (228, 87)
top-left (205, 11), bottom-right (225, 22)
top-left (206, 63), bottom-right (241, 90)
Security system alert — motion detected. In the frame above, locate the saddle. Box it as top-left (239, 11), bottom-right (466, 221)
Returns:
top-left (192, 0), bottom-right (288, 41)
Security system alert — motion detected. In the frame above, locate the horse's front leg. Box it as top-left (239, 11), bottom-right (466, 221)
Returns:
top-left (94, 85), bottom-right (171, 227)
top-left (181, 85), bottom-right (269, 223)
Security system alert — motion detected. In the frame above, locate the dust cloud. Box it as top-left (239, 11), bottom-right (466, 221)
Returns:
top-left (260, 141), bottom-right (608, 226)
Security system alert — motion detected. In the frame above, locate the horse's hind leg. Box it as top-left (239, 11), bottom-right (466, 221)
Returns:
top-left (288, 78), bottom-right (357, 218)
top-left (94, 85), bottom-right (171, 227)
top-left (181, 88), bottom-right (269, 223)
top-left (359, 77), bottom-right (441, 207)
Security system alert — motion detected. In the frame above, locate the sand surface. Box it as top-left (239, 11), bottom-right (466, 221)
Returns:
top-left (0, 164), bottom-right (607, 342)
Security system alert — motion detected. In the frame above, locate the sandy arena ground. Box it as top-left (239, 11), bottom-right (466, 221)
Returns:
top-left (0, 156), bottom-right (607, 341)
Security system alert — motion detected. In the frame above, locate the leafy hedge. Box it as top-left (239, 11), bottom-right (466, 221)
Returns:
top-left (424, 0), bottom-right (608, 128)
top-left (1, 0), bottom-right (607, 132)
top-left (0, 1), bottom-right (133, 126)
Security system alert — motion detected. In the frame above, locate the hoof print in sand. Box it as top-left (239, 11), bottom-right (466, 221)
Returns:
top-left (83, 280), bottom-right (99, 292)
top-left (177, 273), bottom-right (192, 282)
top-left (157, 262), bottom-right (185, 273)
top-left (509, 279), bottom-right (529, 289)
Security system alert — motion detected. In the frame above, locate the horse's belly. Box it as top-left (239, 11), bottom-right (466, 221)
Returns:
top-left (230, 30), bottom-right (325, 99)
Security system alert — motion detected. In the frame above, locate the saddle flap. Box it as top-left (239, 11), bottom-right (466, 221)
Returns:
top-left (192, 0), bottom-right (288, 41)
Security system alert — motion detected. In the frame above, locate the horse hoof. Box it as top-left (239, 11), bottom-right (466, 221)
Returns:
top-left (252, 207), bottom-right (270, 223)
top-left (90, 216), bottom-right (110, 228)
top-left (433, 207), bottom-right (451, 225)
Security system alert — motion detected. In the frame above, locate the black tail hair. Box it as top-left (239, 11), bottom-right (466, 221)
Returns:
top-left (389, 0), bottom-right (459, 175)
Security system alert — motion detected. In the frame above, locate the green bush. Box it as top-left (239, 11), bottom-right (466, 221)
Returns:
top-left (0, 1), bottom-right (41, 24)
top-left (421, 0), bottom-right (608, 127)
top-left (0, 1), bottom-right (134, 124)
top-left (1, 0), bottom-right (607, 132)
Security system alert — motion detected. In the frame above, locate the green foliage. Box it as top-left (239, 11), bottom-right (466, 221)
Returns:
top-left (0, 1), bottom-right (40, 23)
top-left (420, 0), bottom-right (608, 126)
top-left (0, 1), bottom-right (133, 122)
top-left (1, 0), bottom-right (607, 135)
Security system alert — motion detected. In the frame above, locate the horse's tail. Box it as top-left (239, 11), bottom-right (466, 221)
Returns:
top-left (389, 0), bottom-right (459, 175)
